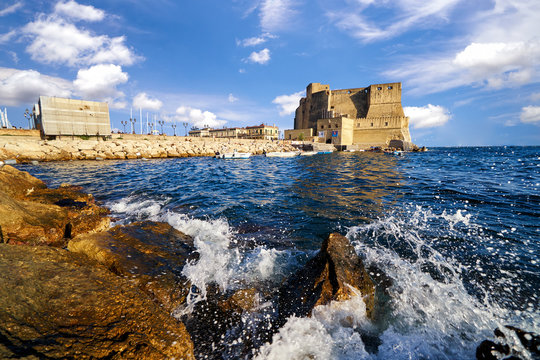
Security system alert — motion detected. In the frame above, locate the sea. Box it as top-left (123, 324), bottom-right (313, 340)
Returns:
top-left (19, 146), bottom-right (540, 359)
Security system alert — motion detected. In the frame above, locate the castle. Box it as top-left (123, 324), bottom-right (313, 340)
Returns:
top-left (284, 82), bottom-right (413, 150)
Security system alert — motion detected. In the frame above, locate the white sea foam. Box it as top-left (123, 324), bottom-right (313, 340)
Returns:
top-left (108, 196), bottom-right (164, 220)
top-left (256, 288), bottom-right (372, 359)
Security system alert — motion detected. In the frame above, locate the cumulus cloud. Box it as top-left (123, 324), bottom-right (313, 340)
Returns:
top-left (404, 104), bottom-right (451, 129)
top-left (175, 106), bottom-right (226, 128)
top-left (246, 48), bottom-right (271, 64)
top-left (260, 0), bottom-right (298, 32)
top-left (272, 90), bottom-right (304, 116)
top-left (0, 2), bottom-right (22, 17)
top-left (74, 64), bottom-right (128, 104)
top-left (520, 106), bottom-right (540, 124)
top-left (54, 0), bottom-right (105, 22)
top-left (0, 67), bottom-right (72, 106)
top-left (133, 92), bottom-right (163, 111)
top-left (22, 2), bottom-right (139, 68)
top-left (383, 1), bottom-right (540, 93)
top-left (237, 33), bottom-right (277, 47)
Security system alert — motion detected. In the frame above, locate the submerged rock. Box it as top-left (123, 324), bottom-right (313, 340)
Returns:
top-left (68, 220), bottom-right (197, 312)
top-left (0, 244), bottom-right (194, 359)
top-left (278, 233), bottom-right (375, 324)
top-left (0, 165), bottom-right (110, 246)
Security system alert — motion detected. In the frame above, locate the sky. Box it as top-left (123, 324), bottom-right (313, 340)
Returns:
top-left (1, 0), bottom-right (540, 146)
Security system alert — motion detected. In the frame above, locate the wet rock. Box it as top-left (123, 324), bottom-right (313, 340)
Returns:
top-left (277, 233), bottom-right (375, 324)
top-left (0, 244), bottom-right (194, 359)
top-left (68, 221), bottom-right (197, 312)
top-left (0, 165), bottom-right (110, 246)
top-left (476, 326), bottom-right (540, 360)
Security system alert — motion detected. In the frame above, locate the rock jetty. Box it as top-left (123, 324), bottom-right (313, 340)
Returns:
top-left (0, 135), bottom-right (297, 163)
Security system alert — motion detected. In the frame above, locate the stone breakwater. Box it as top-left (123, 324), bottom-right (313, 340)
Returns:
top-left (0, 136), bottom-right (297, 163)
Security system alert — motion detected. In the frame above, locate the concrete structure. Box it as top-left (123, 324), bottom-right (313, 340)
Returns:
top-left (189, 124), bottom-right (278, 140)
top-left (33, 96), bottom-right (111, 139)
top-left (285, 82), bottom-right (412, 149)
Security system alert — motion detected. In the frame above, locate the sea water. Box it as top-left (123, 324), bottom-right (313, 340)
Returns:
top-left (19, 146), bottom-right (540, 359)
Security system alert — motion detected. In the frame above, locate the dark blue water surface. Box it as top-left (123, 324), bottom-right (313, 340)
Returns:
top-left (17, 146), bottom-right (540, 359)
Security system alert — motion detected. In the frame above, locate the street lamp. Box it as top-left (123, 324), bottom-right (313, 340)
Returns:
top-left (158, 120), bottom-right (165, 135)
top-left (183, 122), bottom-right (189, 136)
top-left (171, 124), bottom-right (177, 136)
top-left (130, 117), bottom-right (137, 134)
top-left (121, 120), bottom-right (128, 133)
top-left (24, 108), bottom-right (32, 129)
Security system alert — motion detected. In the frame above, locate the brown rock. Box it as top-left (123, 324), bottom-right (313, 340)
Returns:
top-left (68, 221), bottom-right (197, 312)
top-left (277, 233), bottom-right (375, 323)
top-left (0, 165), bottom-right (110, 246)
top-left (0, 244), bottom-right (194, 359)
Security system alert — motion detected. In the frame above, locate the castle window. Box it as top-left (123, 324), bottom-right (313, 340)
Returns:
top-left (364, 89), bottom-right (368, 93)
top-left (388, 86), bottom-right (393, 90)
top-left (385, 122), bottom-right (388, 126)
top-left (371, 123), bottom-right (373, 127)
top-left (377, 87), bottom-right (382, 90)
top-left (335, 124), bottom-right (339, 128)
top-left (321, 125), bottom-right (324, 129)
top-left (331, 106), bottom-right (334, 109)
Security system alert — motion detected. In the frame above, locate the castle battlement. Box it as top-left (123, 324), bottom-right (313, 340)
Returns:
top-left (286, 82), bottom-right (413, 150)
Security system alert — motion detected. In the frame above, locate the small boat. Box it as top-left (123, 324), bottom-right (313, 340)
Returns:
top-left (299, 151), bottom-right (318, 156)
top-left (215, 151), bottom-right (251, 159)
top-left (265, 151), bottom-right (299, 157)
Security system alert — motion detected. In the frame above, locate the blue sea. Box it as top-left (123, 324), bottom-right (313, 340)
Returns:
top-left (19, 146), bottom-right (540, 359)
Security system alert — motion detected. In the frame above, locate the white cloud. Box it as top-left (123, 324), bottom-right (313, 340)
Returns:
top-left (175, 106), bottom-right (226, 128)
top-left (133, 92), bottom-right (163, 111)
top-left (260, 0), bottom-right (298, 32)
top-left (237, 33), bottom-right (277, 47)
top-left (404, 104), bottom-right (451, 129)
top-left (531, 93), bottom-right (540, 102)
top-left (0, 67), bottom-right (72, 106)
top-left (74, 64), bottom-right (128, 104)
top-left (327, 0), bottom-right (462, 42)
top-left (520, 106), bottom-right (540, 124)
top-left (0, 30), bottom-right (17, 44)
top-left (0, 2), bottom-right (22, 17)
top-left (228, 93), bottom-right (239, 103)
top-left (22, 13), bottom-right (139, 67)
top-left (54, 0), bottom-right (105, 22)
top-left (272, 90), bottom-right (304, 116)
top-left (246, 48), bottom-right (271, 64)
top-left (383, 1), bottom-right (540, 93)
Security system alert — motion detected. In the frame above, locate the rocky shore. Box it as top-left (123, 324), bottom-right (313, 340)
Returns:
top-left (0, 135), bottom-right (297, 163)
top-left (0, 164), bottom-right (377, 359)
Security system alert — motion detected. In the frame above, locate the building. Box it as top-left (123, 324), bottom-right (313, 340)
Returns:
top-left (284, 82), bottom-right (413, 150)
top-left (33, 96), bottom-right (111, 139)
top-left (245, 124), bottom-right (279, 140)
top-left (188, 124), bottom-right (278, 140)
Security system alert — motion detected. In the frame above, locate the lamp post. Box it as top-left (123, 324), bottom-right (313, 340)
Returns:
top-left (171, 124), bottom-right (177, 136)
top-left (158, 120), bottom-right (165, 135)
top-left (130, 117), bottom-right (137, 134)
top-left (183, 122), bottom-right (189, 136)
top-left (149, 122), bottom-right (154, 135)
top-left (121, 120), bottom-right (128, 133)
top-left (24, 108), bottom-right (32, 129)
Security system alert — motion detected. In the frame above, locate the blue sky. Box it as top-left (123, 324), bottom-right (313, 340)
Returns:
top-left (1, 0), bottom-right (539, 146)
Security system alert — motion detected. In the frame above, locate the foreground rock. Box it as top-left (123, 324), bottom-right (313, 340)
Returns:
top-left (68, 221), bottom-right (197, 312)
top-left (476, 326), bottom-right (540, 360)
top-left (0, 165), bottom-right (110, 246)
top-left (278, 233), bottom-right (375, 324)
top-left (0, 244), bottom-right (194, 359)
